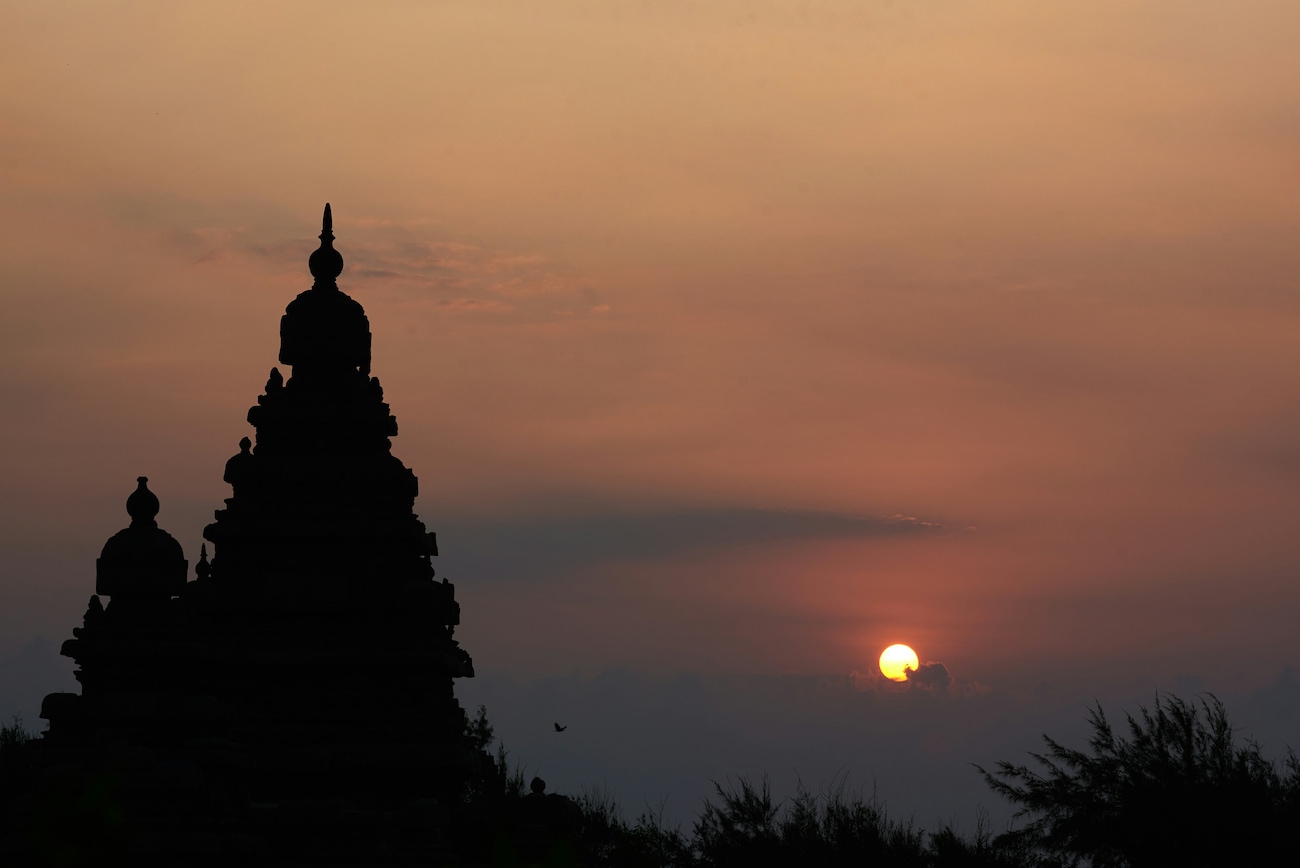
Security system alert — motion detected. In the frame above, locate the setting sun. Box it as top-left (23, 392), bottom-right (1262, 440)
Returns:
top-left (879, 644), bottom-right (919, 682)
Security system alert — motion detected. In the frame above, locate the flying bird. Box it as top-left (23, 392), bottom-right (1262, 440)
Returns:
top-left (554, 722), bottom-right (567, 732)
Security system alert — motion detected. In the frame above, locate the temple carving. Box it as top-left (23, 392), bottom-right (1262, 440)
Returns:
top-left (34, 206), bottom-right (484, 864)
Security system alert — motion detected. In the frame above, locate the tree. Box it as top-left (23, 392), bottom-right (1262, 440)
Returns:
top-left (693, 776), bottom-right (783, 867)
top-left (464, 703), bottom-right (495, 752)
top-left (979, 694), bottom-right (1300, 867)
top-left (0, 714), bottom-right (35, 808)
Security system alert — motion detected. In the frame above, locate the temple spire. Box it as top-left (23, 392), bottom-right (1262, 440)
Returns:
top-left (308, 202), bottom-right (344, 287)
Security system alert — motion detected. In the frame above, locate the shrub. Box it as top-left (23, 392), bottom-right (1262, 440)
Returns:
top-left (0, 714), bottom-right (33, 760)
top-left (980, 693), bottom-right (1300, 867)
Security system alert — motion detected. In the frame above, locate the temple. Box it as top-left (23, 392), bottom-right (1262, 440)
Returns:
top-left (35, 206), bottom-right (484, 864)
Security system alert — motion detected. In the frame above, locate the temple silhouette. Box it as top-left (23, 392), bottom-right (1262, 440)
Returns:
top-left (33, 206), bottom-right (492, 864)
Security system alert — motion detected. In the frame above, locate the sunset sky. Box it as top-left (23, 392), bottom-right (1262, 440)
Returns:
top-left (3, 0), bottom-right (1300, 828)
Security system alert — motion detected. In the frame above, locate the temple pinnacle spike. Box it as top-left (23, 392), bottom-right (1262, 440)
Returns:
top-left (307, 203), bottom-right (343, 284)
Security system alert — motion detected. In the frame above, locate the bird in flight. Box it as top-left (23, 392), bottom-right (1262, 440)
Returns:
top-left (554, 722), bottom-right (567, 732)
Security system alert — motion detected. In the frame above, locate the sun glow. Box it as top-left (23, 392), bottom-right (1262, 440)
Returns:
top-left (879, 644), bottom-right (919, 682)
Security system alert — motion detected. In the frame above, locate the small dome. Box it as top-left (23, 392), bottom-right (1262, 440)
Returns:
top-left (97, 478), bottom-right (187, 598)
top-left (224, 437), bottom-right (254, 487)
top-left (126, 476), bottom-right (159, 526)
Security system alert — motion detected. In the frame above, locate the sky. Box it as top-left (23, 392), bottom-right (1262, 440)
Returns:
top-left (3, 0), bottom-right (1300, 831)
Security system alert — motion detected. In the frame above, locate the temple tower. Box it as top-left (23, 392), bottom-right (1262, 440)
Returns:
top-left (37, 206), bottom-right (482, 864)
top-left (196, 204), bottom-right (476, 805)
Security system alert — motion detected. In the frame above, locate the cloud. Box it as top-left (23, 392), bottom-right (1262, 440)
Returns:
top-left (351, 268), bottom-right (402, 280)
top-left (850, 662), bottom-right (983, 698)
top-left (884, 514), bottom-right (949, 531)
top-left (488, 272), bottom-right (587, 300)
top-left (437, 298), bottom-right (517, 313)
top-left (277, 233), bottom-right (606, 323)
top-left (82, 194), bottom-right (609, 325)
top-left (432, 507), bottom-right (949, 583)
top-left (906, 661), bottom-right (955, 692)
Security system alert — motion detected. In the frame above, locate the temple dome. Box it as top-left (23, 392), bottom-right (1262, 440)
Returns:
top-left (278, 203), bottom-right (372, 377)
top-left (96, 477), bottom-right (187, 598)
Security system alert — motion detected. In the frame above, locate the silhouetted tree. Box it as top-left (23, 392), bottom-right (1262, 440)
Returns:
top-left (0, 715), bottom-right (35, 825)
top-left (778, 776), bottom-right (929, 868)
top-left (0, 715), bottom-right (32, 755)
top-left (693, 776), bottom-right (784, 867)
top-left (979, 694), bottom-right (1300, 867)
top-left (926, 812), bottom-right (1034, 868)
top-left (464, 703), bottom-right (495, 752)
top-left (576, 772), bottom-right (1026, 867)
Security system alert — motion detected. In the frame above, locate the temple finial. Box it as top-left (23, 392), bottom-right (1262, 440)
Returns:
top-left (196, 543), bottom-right (211, 581)
top-left (125, 477), bottom-right (160, 528)
top-left (308, 202), bottom-right (344, 286)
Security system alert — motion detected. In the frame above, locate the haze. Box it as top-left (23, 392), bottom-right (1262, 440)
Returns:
top-left (3, 0), bottom-right (1299, 829)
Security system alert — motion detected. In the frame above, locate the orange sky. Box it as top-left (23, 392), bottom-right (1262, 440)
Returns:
top-left (4, 0), bottom-right (1300, 748)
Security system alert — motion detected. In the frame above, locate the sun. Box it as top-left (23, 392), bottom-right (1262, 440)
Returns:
top-left (879, 644), bottom-right (919, 682)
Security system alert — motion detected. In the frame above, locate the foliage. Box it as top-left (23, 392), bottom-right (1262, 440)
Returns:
top-left (464, 703), bottom-right (495, 752)
top-left (451, 699), bottom-right (1031, 866)
top-left (456, 695), bottom-right (1299, 866)
top-left (0, 714), bottom-right (36, 800)
top-left (692, 775), bottom-right (782, 866)
top-left (777, 775), bottom-right (926, 867)
top-left (557, 694), bottom-right (1299, 866)
top-left (562, 773), bottom-right (1028, 867)
top-left (979, 693), bottom-right (1300, 867)
top-left (0, 714), bottom-right (33, 759)
top-left (926, 813), bottom-right (1039, 868)
top-left (495, 742), bottom-right (528, 799)
top-left (626, 800), bottom-right (694, 868)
